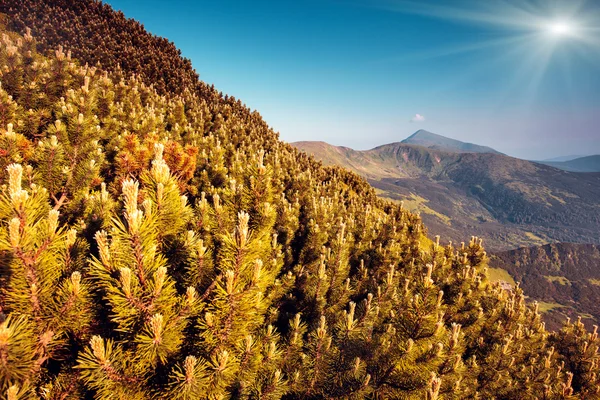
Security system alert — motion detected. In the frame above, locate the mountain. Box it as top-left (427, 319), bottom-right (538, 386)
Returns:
top-left (401, 129), bottom-right (502, 154)
top-left (537, 155), bottom-right (600, 173)
top-left (492, 243), bottom-right (600, 330)
top-left (294, 140), bottom-right (600, 251)
top-left (544, 155), bottom-right (586, 162)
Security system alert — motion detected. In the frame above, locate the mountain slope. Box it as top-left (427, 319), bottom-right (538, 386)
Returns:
top-left (401, 129), bottom-right (502, 154)
top-left (294, 141), bottom-right (600, 251)
top-left (544, 155), bottom-right (586, 162)
top-left (492, 243), bottom-right (600, 329)
top-left (537, 155), bottom-right (600, 173)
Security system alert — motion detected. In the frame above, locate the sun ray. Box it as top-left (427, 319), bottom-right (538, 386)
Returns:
top-left (520, 42), bottom-right (557, 107)
top-left (556, 50), bottom-right (576, 112)
top-left (377, 0), bottom-right (554, 31)
top-left (372, 34), bottom-right (530, 65)
top-left (368, 0), bottom-right (600, 108)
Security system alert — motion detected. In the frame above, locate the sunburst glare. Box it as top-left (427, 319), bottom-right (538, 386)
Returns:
top-left (548, 21), bottom-right (574, 36)
top-left (379, 0), bottom-right (599, 107)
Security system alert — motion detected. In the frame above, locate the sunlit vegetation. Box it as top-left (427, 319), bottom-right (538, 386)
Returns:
top-left (486, 267), bottom-right (517, 287)
top-left (0, 1), bottom-right (598, 398)
top-left (545, 276), bottom-right (572, 286)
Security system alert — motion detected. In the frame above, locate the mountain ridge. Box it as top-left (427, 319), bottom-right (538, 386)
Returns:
top-left (294, 139), bottom-right (600, 251)
top-left (543, 155), bottom-right (587, 162)
top-left (536, 155), bottom-right (600, 173)
top-left (400, 129), bottom-right (502, 154)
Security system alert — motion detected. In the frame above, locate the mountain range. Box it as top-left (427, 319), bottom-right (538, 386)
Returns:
top-left (294, 133), bottom-right (600, 252)
top-left (2, 0), bottom-right (600, 396)
top-left (536, 155), bottom-right (600, 173)
top-left (543, 155), bottom-right (586, 162)
top-left (294, 131), bottom-right (600, 326)
top-left (2, 1), bottom-right (600, 394)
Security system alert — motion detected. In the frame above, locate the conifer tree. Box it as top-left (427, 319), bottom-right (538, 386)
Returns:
top-left (0, 163), bottom-right (92, 397)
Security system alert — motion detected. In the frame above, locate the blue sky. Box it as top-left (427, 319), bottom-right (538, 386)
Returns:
top-left (105, 0), bottom-right (600, 159)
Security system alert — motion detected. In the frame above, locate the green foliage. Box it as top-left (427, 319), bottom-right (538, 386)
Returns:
top-left (0, 4), bottom-right (594, 399)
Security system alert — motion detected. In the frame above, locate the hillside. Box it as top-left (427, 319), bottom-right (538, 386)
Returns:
top-left (492, 244), bottom-right (600, 330)
top-left (401, 129), bottom-right (502, 154)
top-left (294, 141), bottom-right (600, 251)
top-left (0, 1), bottom-right (599, 398)
top-left (537, 155), bottom-right (600, 173)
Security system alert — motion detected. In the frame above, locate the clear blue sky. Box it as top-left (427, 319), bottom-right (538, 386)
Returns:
top-left (105, 0), bottom-right (600, 159)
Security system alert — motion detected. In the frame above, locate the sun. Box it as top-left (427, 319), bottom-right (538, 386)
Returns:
top-left (547, 21), bottom-right (574, 37)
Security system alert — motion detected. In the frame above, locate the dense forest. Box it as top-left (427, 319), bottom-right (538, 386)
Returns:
top-left (0, 0), bottom-right (599, 398)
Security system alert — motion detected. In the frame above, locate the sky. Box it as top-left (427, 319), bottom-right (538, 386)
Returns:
top-left (104, 0), bottom-right (600, 160)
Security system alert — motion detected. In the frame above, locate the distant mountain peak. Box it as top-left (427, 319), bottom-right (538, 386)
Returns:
top-left (543, 155), bottom-right (586, 162)
top-left (407, 129), bottom-right (438, 137)
top-left (536, 154), bottom-right (600, 173)
top-left (402, 130), bottom-right (502, 154)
